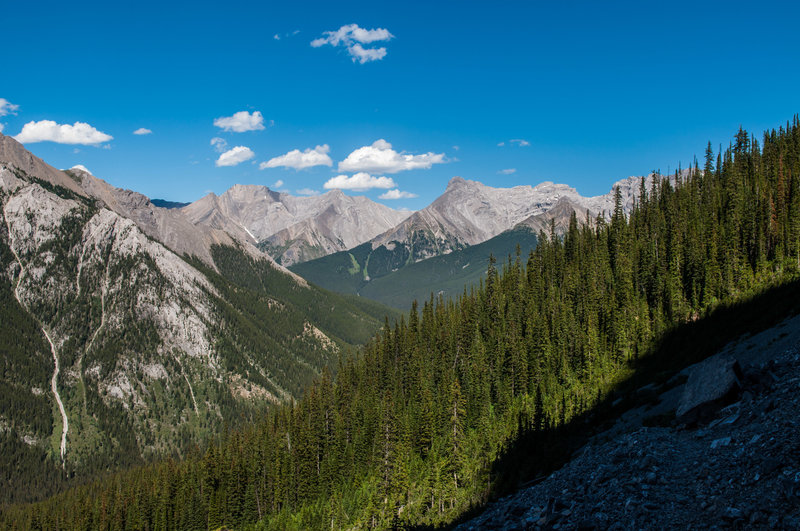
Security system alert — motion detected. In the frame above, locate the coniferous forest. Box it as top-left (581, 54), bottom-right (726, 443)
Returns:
top-left (2, 118), bottom-right (800, 529)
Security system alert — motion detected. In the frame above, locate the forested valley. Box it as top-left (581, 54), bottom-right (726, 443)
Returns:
top-left (3, 118), bottom-right (800, 529)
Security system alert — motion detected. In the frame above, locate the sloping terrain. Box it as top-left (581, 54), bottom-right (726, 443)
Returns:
top-left (0, 135), bottom-right (397, 505)
top-left (457, 314), bottom-right (800, 530)
top-left (292, 227), bottom-right (539, 309)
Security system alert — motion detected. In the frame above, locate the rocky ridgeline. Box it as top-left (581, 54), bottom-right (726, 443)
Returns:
top-left (458, 316), bottom-right (800, 530)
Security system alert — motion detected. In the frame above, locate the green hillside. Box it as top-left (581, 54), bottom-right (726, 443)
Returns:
top-left (291, 227), bottom-right (539, 309)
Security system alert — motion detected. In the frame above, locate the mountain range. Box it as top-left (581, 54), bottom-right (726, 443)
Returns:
top-left (182, 184), bottom-right (411, 266)
top-left (0, 131), bottom-right (667, 503)
top-left (0, 133), bottom-right (397, 504)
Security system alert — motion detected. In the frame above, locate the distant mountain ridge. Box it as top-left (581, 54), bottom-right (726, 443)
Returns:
top-left (182, 184), bottom-right (411, 265)
top-left (290, 174), bottom-right (662, 308)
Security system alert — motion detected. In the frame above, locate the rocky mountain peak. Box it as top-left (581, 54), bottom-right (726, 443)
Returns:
top-left (0, 133), bottom-right (86, 197)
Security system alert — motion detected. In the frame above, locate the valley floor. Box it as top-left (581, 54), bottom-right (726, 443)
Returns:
top-left (458, 315), bottom-right (800, 530)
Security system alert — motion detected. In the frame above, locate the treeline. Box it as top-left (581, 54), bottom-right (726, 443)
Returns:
top-left (3, 117), bottom-right (800, 529)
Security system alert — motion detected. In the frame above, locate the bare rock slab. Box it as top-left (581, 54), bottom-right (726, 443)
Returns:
top-left (677, 354), bottom-right (742, 424)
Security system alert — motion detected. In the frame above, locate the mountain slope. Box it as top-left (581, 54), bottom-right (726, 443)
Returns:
top-left (0, 135), bottom-right (398, 505)
top-left (291, 196), bottom-right (588, 309)
top-left (181, 184), bottom-right (411, 265)
top-left (291, 227), bottom-right (538, 308)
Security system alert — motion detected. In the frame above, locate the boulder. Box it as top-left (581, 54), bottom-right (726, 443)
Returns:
top-left (676, 354), bottom-right (742, 424)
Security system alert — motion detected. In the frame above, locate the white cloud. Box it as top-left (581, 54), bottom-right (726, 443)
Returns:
top-left (452, 145), bottom-right (460, 151)
top-left (260, 144), bottom-right (332, 170)
top-left (273, 179), bottom-right (284, 188)
top-left (273, 34), bottom-right (280, 40)
top-left (311, 24), bottom-right (394, 63)
top-left (133, 127), bottom-right (152, 135)
top-left (213, 111), bottom-right (265, 132)
top-left (498, 168), bottom-right (517, 175)
top-left (510, 138), bottom-right (530, 147)
top-left (216, 146), bottom-right (255, 167)
top-left (379, 189), bottom-right (418, 200)
top-left (70, 164), bottom-right (92, 175)
top-left (0, 123), bottom-right (4, 133)
top-left (323, 172), bottom-right (396, 192)
top-left (347, 43), bottom-right (387, 64)
top-left (296, 188), bottom-right (320, 196)
top-left (0, 98), bottom-right (19, 117)
top-left (210, 137), bottom-right (228, 152)
top-left (14, 120), bottom-right (113, 145)
top-left (338, 139), bottom-right (446, 173)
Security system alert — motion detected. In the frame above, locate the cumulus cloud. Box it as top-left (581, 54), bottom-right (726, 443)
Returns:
top-left (133, 127), bottom-right (152, 135)
top-left (379, 189), bottom-right (418, 200)
top-left (296, 188), bottom-right (320, 196)
top-left (14, 120), bottom-right (113, 145)
top-left (0, 98), bottom-right (19, 117)
top-left (260, 144), bottom-right (333, 170)
top-left (216, 146), bottom-right (255, 167)
top-left (210, 137), bottom-right (228, 152)
top-left (273, 180), bottom-right (284, 188)
top-left (311, 24), bottom-right (393, 64)
top-left (498, 168), bottom-right (517, 175)
top-left (338, 139), bottom-right (446, 173)
top-left (323, 172), bottom-right (396, 191)
top-left (213, 111), bottom-right (265, 132)
top-left (70, 164), bottom-right (93, 175)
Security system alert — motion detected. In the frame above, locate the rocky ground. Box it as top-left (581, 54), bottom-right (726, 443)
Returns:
top-left (457, 315), bottom-right (800, 530)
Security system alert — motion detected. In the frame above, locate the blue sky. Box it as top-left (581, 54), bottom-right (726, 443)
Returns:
top-left (2, 0), bottom-right (799, 210)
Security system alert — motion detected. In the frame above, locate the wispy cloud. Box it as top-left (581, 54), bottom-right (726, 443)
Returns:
top-left (210, 137), bottom-right (228, 152)
top-left (15, 120), bottom-right (112, 145)
top-left (339, 139), bottom-right (446, 173)
top-left (133, 127), bottom-right (152, 135)
top-left (498, 168), bottom-right (516, 175)
top-left (274, 30), bottom-right (300, 41)
top-left (0, 98), bottom-right (19, 117)
top-left (498, 139), bottom-right (530, 147)
top-left (273, 179), bottom-right (284, 188)
top-left (216, 146), bottom-right (255, 167)
top-left (379, 189), bottom-right (418, 200)
top-left (214, 111), bottom-right (265, 132)
top-left (260, 144), bottom-right (332, 170)
top-left (296, 188), bottom-right (320, 196)
top-left (323, 172), bottom-right (396, 192)
top-left (311, 24), bottom-right (394, 64)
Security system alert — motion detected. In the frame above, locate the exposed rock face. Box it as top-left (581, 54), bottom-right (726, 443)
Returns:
top-left (369, 174), bottom-right (663, 264)
top-left (516, 196), bottom-right (593, 235)
top-left (457, 315), bottom-right (800, 530)
top-left (0, 134), bottom-right (84, 197)
top-left (676, 355), bottom-right (742, 424)
top-left (182, 184), bottom-right (411, 265)
top-left (72, 167), bottom-right (241, 268)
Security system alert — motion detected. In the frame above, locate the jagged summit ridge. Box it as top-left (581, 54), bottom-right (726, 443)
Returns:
top-left (182, 184), bottom-right (412, 265)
